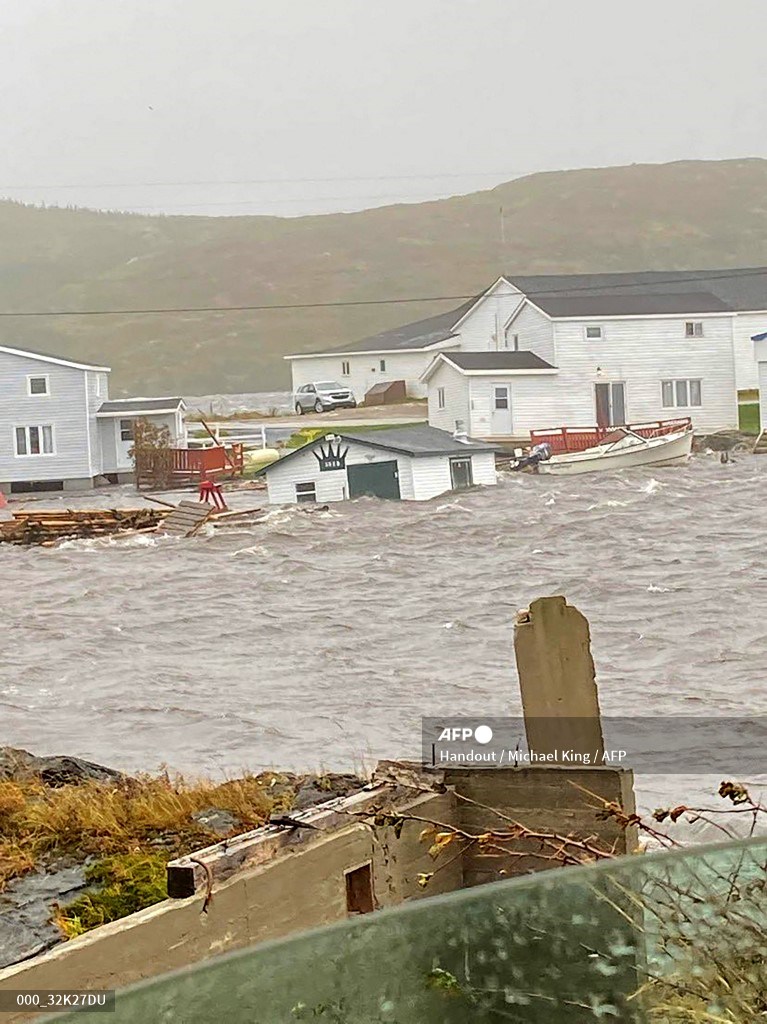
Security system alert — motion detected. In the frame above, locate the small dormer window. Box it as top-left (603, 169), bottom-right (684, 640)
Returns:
top-left (685, 322), bottom-right (704, 338)
top-left (503, 328), bottom-right (520, 350)
top-left (585, 326), bottom-right (603, 340)
top-left (28, 375), bottom-right (49, 396)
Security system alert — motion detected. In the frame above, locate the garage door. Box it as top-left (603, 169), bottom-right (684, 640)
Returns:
top-left (347, 460), bottom-right (401, 500)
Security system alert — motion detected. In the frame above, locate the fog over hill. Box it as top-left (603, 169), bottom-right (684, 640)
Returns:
top-left (3, 158), bottom-right (767, 395)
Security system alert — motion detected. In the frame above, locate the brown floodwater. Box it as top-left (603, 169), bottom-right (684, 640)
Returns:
top-left (2, 455), bottom-right (766, 819)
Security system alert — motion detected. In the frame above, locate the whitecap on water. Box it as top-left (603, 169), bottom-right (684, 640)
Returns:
top-left (642, 479), bottom-right (661, 495)
top-left (647, 584), bottom-right (672, 593)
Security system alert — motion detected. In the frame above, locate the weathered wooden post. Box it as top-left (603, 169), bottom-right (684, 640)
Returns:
top-left (513, 595), bottom-right (605, 763)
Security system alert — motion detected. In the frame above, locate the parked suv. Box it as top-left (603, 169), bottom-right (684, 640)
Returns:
top-left (294, 381), bottom-right (357, 414)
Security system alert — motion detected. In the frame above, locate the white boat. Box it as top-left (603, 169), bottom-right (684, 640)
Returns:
top-left (536, 426), bottom-right (693, 476)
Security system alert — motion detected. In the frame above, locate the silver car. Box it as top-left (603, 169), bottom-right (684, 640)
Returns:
top-left (294, 381), bottom-right (357, 414)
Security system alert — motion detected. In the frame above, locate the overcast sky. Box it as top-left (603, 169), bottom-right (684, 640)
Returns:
top-left (1, 0), bottom-right (766, 217)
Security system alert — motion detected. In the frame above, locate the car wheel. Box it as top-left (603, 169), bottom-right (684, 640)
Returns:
top-left (295, 403), bottom-right (303, 415)
top-left (314, 400), bottom-right (325, 413)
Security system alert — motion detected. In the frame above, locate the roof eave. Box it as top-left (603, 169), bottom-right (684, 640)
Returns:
top-left (0, 345), bottom-right (111, 372)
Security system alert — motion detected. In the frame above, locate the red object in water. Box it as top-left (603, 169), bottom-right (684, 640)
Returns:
top-left (0, 491), bottom-right (6, 509)
top-left (199, 479), bottom-right (227, 510)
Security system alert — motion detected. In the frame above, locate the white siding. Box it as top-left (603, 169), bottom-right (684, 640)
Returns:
top-left (552, 314), bottom-right (737, 432)
top-left (732, 312), bottom-right (767, 391)
top-left (468, 376), bottom-right (561, 437)
top-left (425, 360), bottom-right (471, 433)
top-left (288, 348), bottom-right (454, 403)
top-left (264, 438), bottom-right (496, 504)
top-left (0, 351), bottom-right (94, 484)
top-left (98, 412), bottom-right (180, 474)
top-left (265, 440), bottom-right (416, 504)
top-left (452, 279), bottom-right (525, 351)
top-left (504, 302), bottom-right (556, 365)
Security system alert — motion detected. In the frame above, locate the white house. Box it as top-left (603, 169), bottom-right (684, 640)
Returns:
top-left (751, 330), bottom-right (767, 434)
top-left (0, 344), bottom-right (186, 493)
top-left (424, 291), bottom-right (739, 439)
top-left (285, 267), bottom-right (767, 412)
top-left (257, 425), bottom-right (498, 504)
top-left (284, 301), bottom-right (474, 404)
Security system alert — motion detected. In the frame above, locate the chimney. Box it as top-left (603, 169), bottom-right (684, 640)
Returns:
top-left (453, 419), bottom-right (468, 443)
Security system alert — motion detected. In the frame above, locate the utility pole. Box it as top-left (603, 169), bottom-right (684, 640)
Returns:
top-left (499, 205), bottom-right (506, 247)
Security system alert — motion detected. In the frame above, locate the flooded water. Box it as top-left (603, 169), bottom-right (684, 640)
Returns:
top-left (2, 454), bottom-right (766, 821)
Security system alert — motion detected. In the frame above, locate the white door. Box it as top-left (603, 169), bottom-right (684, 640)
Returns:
top-left (490, 383), bottom-right (513, 434)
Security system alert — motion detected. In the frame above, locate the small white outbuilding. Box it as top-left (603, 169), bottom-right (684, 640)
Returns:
top-left (258, 425), bottom-right (498, 505)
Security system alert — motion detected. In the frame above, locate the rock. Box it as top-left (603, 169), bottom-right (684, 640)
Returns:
top-left (292, 773), bottom-right (364, 810)
top-left (0, 863), bottom-right (92, 969)
top-left (0, 747), bottom-right (123, 787)
top-left (190, 808), bottom-right (243, 836)
top-left (693, 430), bottom-right (754, 453)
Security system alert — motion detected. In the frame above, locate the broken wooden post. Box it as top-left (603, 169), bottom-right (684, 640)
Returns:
top-left (513, 595), bottom-right (605, 763)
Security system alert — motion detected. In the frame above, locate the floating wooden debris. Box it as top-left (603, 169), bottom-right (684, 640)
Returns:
top-left (158, 500), bottom-right (214, 537)
top-left (0, 508), bottom-right (168, 546)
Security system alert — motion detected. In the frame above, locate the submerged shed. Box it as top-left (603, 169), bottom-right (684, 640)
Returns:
top-left (258, 425), bottom-right (498, 504)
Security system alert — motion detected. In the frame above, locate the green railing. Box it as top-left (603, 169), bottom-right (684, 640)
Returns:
top-left (53, 836), bottom-right (767, 1023)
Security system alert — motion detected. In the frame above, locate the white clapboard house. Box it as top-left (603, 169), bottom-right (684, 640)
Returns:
top-left (257, 425), bottom-right (498, 505)
top-left (0, 343), bottom-right (186, 493)
top-left (285, 268), bottom-right (767, 429)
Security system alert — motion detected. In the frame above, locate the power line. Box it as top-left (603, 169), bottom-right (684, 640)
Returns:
top-left (0, 266), bottom-right (765, 318)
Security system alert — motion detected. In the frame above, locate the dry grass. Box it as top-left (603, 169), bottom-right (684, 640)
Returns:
top-left (0, 770), bottom-right (289, 892)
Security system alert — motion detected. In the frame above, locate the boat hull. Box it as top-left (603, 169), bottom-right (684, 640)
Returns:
top-left (537, 429), bottom-right (693, 476)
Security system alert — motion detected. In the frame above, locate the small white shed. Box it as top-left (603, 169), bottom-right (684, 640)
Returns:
top-left (259, 425), bottom-right (498, 505)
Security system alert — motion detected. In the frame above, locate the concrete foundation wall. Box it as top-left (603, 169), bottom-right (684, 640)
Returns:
top-left (0, 792), bottom-right (456, 1022)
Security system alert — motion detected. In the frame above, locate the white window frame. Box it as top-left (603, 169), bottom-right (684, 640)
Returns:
top-left (295, 481), bottom-right (317, 504)
top-left (14, 424), bottom-right (55, 457)
top-left (341, 361), bottom-right (350, 376)
top-left (684, 321), bottom-right (704, 338)
top-left (437, 387), bottom-right (446, 409)
top-left (120, 419), bottom-right (135, 442)
top-left (27, 374), bottom-right (50, 397)
top-left (585, 325), bottom-right (604, 341)
top-left (661, 378), bottom-right (702, 409)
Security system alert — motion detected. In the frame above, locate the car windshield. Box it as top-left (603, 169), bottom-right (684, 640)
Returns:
top-left (316, 381), bottom-right (344, 390)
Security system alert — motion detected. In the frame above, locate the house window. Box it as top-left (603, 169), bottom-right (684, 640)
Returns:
top-left (379, 359), bottom-right (386, 372)
top-left (685, 322), bottom-right (704, 338)
top-left (345, 863), bottom-right (375, 915)
top-left (27, 376), bottom-right (49, 396)
top-left (437, 387), bottom-right (446, 409)
top-left (15, 425), bottom-right (54, 456)
top-left (512, 333), bottom-right (519, 351)
top-left (295, 481), bottom-right (317, 503)
top-left (120, 419), bottom-right (134, 442)
top-left (503, 328), bottom-right (519, 350)
top-left (494, 386), bottom-right (509, 409)
top-left (341, 361), bottom-right (350, 376)
top-left (661, 379), bottom-right (702, 408)
top-left (585, 326), bottom-right (603, 340)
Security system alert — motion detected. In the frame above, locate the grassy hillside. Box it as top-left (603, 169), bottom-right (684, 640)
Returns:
top-left (3, 158), bottom-right (767, 396)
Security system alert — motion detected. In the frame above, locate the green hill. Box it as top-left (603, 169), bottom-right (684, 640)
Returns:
top-left (3, 158), bottom-right (767, 396)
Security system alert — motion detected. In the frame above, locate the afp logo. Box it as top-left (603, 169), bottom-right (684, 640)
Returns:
top-left (438, 725), bottom-right (493, 745)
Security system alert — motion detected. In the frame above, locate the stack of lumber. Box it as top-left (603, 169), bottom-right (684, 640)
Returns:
top-left (0, 508), bottom-right (168, 546)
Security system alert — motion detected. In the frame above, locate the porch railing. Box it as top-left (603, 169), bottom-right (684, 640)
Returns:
top-left (530, 417), bottom-right (691, 455)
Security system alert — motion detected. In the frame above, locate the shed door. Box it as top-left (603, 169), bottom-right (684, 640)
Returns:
top-left (450, 457), bottom-right (473, 490)
top-left (490, 384), bottom-right (512, 434)
top-left (347, 460), bottom-right (401, 500)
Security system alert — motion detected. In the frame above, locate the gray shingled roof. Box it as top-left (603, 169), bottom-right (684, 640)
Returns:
top-left (441, 351), bottom-right (556, 371)
top-left (339, 425), bottom-right (497, 455)
top-left (297, 299), bottom-right (476, 355)
top-left (97, 397), bottom-right (184, 414)
top-left (529, 291), bottom-right (732, 318)
top-left (507, 267), bottom-right (767, 311)
top-left (259, 426), bottom-right (497, 477)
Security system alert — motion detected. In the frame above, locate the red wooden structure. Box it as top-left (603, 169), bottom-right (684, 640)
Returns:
top-left (529, 418), bottom-right (691, 455)
top-left (137, 444), bottom-right (244, 489)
